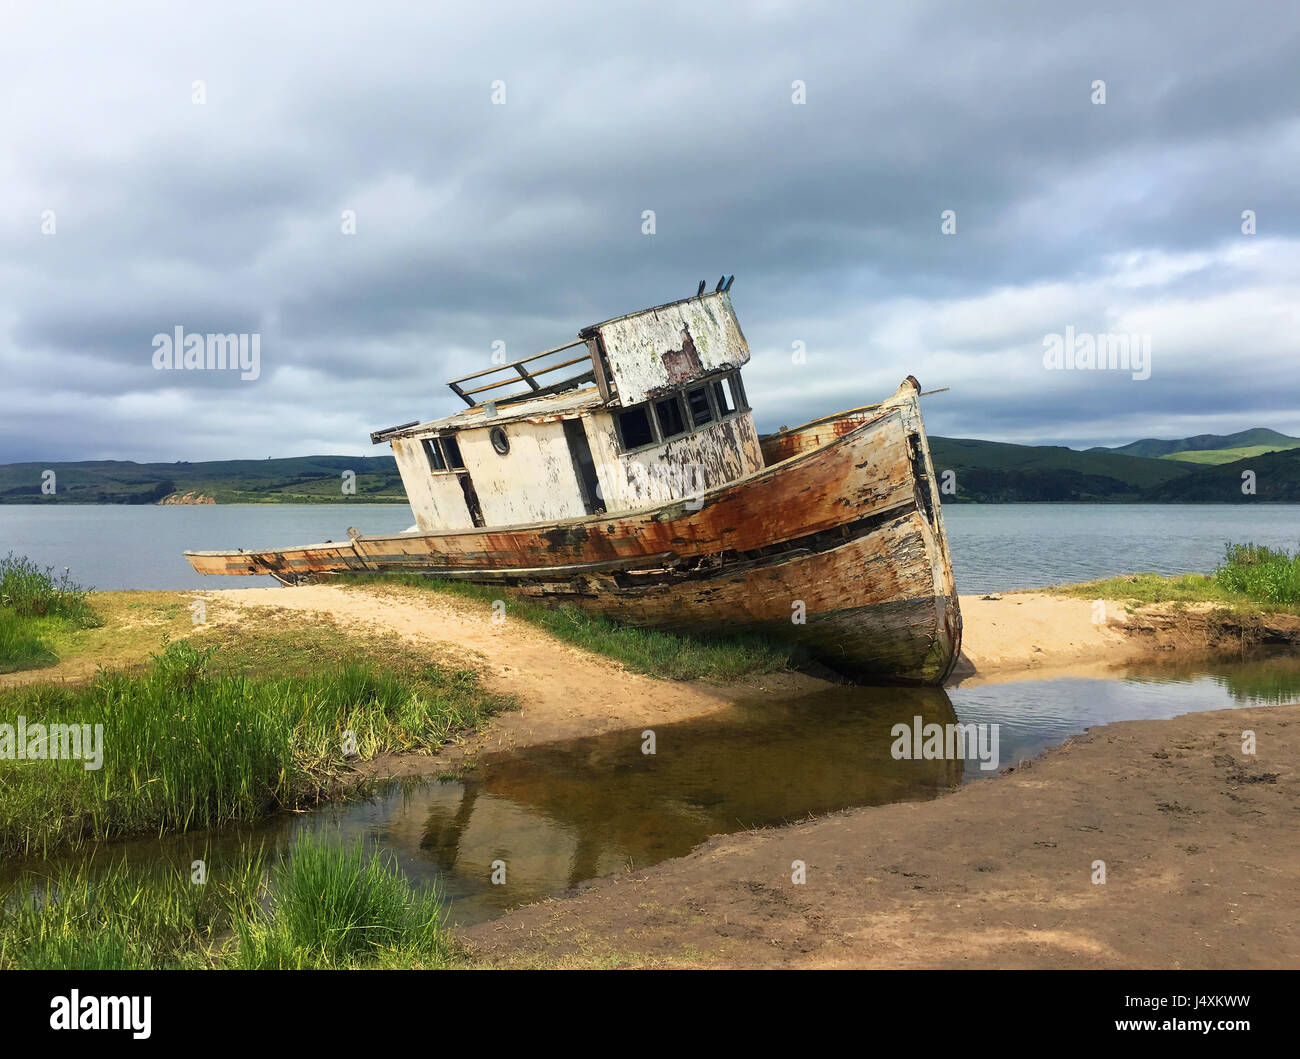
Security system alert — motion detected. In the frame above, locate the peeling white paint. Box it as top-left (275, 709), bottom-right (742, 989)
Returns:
top-left (596, 291), bottom-right (749, 405)
top-left (585, 410), bottom-right (764, 511)
top-left (386, 292), bottom-right (765, 533)
top-left (457, 421), bottom-right (589, 526)
top-left (391, 437), bottom-right (475, 533)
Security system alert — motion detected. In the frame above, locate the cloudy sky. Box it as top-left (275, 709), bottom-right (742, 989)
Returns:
top-left (2, 0), bottom-right (1297, 463)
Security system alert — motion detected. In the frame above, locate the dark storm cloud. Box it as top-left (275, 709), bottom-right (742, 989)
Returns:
top-left (1, 0), bottom-right (1298, 461)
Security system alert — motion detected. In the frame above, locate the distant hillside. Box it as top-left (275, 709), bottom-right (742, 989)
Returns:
top-left (928, 436), bottom-right (1191, 502)
top-left (0, 456), bottom-right (406, 504)
top-left (4, 434), bottom-right (1300, 505)
top-left (1160, 440), bottom-right (1300, 466)
top-left (1140, 447), bottom-right (1300, 503)
top-left (1094, 428), bottom-right (1300, 460)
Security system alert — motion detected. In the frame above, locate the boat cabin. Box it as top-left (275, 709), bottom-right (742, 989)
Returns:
top-left (371, 288), bottom-right (764, 533)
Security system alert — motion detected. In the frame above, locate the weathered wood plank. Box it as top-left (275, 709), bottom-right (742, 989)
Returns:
top-left (184, 378), bottom-right (963, 684)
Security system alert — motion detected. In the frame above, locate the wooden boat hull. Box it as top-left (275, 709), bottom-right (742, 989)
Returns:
top-left (186, 379), bottom-right (962, 685)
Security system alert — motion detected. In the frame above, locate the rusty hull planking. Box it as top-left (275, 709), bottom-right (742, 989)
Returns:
top-left (760, 408), bottom-right (880, 465)
top-left (504, 510), bottom-right (960, 684)
top-left (185, 378), bottom-right (963, 684)
top-left (188, 403), bottom-right (915, 576)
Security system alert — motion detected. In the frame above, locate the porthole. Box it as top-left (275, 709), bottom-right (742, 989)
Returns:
top-left (490, 426), bottom-right (510, 455)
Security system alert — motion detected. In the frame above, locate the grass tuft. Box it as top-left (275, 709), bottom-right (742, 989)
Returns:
top-left (0, 849), bottom-right (266, 970)
top-left (1042, 541), bottom-right (1300, 611)
top-left (0, 835), bottom-right (451, 970)
top-left (0, 554), bottom-right (101, 673)
top-left (233, 834), bottom-right (449, 968)
top-left (0, 639), bottom-right (508, 856)
top-left (1214, 543), bottom-right (1300, 605)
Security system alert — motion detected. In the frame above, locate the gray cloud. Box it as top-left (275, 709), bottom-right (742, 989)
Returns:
top-left (2, 0), bottom-right (1298, 462)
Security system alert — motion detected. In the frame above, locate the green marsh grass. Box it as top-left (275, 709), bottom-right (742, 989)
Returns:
top-left (0, 835), bottom-right (450, 970)
top-left (0, 639), bottom-right (507, 856)
top-left (0, 554), bottom-right (101, 672)
top-left (233, 834), bottom-right (450, 968)
top-left (0, 848), bottom-right (267, 970)
top-left (1043, 541), bottom-right (1300, 611)
top-left (0, 553), bottom-right (98, 623)
top-left (1214, 543), bottom-right (1300, 605)
top-left (342, 573), bottom-right (793, 682)
top-left (0, 609), bottom-right (59, 672)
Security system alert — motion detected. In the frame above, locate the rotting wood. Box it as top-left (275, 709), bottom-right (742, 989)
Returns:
top-left (185, 291), bottom-right (962, 685)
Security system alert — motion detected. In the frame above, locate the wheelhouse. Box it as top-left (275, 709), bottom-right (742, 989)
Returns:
top-left (371, 288), bottom-right (763, 534)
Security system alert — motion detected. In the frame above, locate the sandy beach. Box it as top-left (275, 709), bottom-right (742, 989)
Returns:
top-left (186, 584), bottom-right (1300, 969)
top-left (461, 702), bottom-right (1300, 968)
top-left (5, 581), bottom-right (1297, 968)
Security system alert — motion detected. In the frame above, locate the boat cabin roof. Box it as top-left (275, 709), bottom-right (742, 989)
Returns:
top-left (370, 285), bottom-right (749, 445)
top-left (372, 386), bottom-right (604, 443)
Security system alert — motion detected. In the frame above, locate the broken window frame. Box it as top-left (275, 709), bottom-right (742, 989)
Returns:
top-left (421, 437), bottom-right (447, 472)
top-left (419, 434), bottom-right (468, 474)
top-left (653, 393), bottom-right (688, 440)
top-left (613, 405), bottom-right (656, 450)
top-left (685, 384), bottom-right (714, 428)
top-left (711, 374), bottom-right (739, 417)
top-left (613, 369), bottom-right (749, 454)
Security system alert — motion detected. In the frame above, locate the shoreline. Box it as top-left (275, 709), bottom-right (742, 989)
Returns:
top-left (460, 701), bottom-right (1300, 968)
top-left (4, 581), bottom-right (1299, 969)
top-left (7, 582), bottom-right (1294, 701)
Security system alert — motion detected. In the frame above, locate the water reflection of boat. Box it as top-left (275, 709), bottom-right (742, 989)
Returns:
top-left (418, 685), bottom-right (960, 888)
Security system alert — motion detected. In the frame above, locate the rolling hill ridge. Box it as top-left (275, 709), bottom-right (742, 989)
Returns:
top-left (1091, 428), bottom-right (1300, 460)
top-left (3, 426), bottom-right (1299, 505)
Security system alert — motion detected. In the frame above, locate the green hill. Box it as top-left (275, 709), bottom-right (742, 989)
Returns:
top-left (1160, 441), bottom-right (1300, 466)
top-left (1095, 428), bottom-right (1300, 460)
top-left (1140, 447), bottom-right (1300, 503)
top-left (5, 432), bottom-right (1300, 506)
top-left (928, 436), bottom-right (1191, 502)
top-left (0, 456), bottom-right (406, 505)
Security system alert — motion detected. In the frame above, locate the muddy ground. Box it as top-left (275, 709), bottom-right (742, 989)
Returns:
top-left (461, 704), bottom-right (1300, 968)
top-left (9, 582), bottom-right (1297, 968)
top-left (196, 585), bottom-right (1298, 969)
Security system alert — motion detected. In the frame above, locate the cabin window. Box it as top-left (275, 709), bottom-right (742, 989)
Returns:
top-left (732, 371), bottom-right (749, 412)
top-left (712, 376), bottom-right (737, 415)
top-left (654, 395), bottom-right (687, 440)
top-left (613, 370), bottom-right (749, 454)
top-left (685, 385), bottom-right (714, 427)
top-left (421, 438), bottom-right (446, 472)
top-left (615, 405), bottom-right (654, 449)
top-left (441, 434), bottom-right (466, 469)
top-left (490, 426), bottom-right (510, 455)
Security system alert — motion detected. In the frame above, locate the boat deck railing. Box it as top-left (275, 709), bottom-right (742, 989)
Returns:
top-left (447, 339), bottom-right (595, 407)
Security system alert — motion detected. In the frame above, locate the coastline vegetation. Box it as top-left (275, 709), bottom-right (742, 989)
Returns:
top-left (1045, 542), bottom-right (1300, 610)
top-left (8, 427), bottom-right (1300, 505)
top-left (0, 638), bottom-right (509, 857)
top-left (0, 554), bottom-right (102, 673)
top-left (0, 834), bottom-right (452, 970)
top-left (341, 572), bottom-right (794, 682)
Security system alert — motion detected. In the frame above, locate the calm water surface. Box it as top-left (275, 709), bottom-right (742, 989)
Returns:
top-left (0, 504), bottom-right (415, 590)
top-left (10, 654), bottom-right (1297, 926)
top-left (942, 503), bottom-right (1300, 593)
top-left (3, 502), bottom-right (1298, 925)
top-left (0, 502), bottom-right (1295, 593)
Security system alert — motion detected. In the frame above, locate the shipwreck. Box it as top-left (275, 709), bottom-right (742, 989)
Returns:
top-left (186, 282), bottom-right (962, 684)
